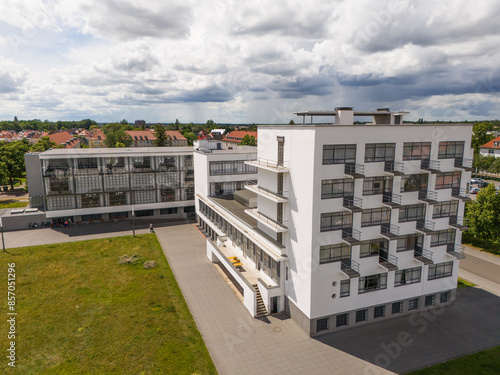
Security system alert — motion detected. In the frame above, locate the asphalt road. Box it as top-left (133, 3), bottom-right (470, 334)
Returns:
top-left (460, 252), bottom-right (500, 284)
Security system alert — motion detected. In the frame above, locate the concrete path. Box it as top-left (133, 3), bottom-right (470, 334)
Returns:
top-left (459, 246), bottom-right (500, 297)
top-left (155, 224), bottom-right (391, 375)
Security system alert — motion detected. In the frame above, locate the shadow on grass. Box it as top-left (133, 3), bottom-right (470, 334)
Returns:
top-left (462, 235), bottom-right (500, 256)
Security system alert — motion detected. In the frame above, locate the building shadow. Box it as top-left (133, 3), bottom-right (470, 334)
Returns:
top-left (313, 287), bottom-right (500, 374)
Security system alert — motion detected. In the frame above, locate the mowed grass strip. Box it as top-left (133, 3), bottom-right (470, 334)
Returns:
top-left (0, 234), bottom-right (217, 374)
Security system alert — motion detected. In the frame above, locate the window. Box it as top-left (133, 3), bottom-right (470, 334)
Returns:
top-left (438, 141), bottom-right (464, 159)
top-left (316, 318), bottom-right (329, 332)
top-left (104, 174), bottom-right (129, 191)
top-left (363, 176), bottom-right (392, 196)
top-left (320, 211), bottom-right (352, 232)
top-left (408, 298), bottom-right (419, 310)
top-left (132, 156), bottom-right (152, 170)
top-left (359, 239), bottom-right (388, 258)
top-left (489, 149), bottom-right (495, 154)
top-left (160, 188), bottom-right (177, 202)
top-left (425, 295), bottom-right (435, 306)
top-left (361, 208), bottom-right (391, 227)
top-left (364, 143), bottom-right (395, 162)
top-left (210, 181), bottom-right (250, 196)
top-left (396, 234), bottom-right (423, 252)
top-left (395, 267), bottom-right (422, 286)
top-left (400, 174), bottom-right (428, 193)
top-left (392, 302), bottom-right (402, 314)
top-left (77, 158), bottom-right (98, 171)
top-left (358, 273), bottom-right (387, 294)
top-left (48, 177), bottom-right (71, 193)
top-left (374, 305), bottom-right (385, 318)
top-left (440, 291), bottom-right (451, 303)
top-left (135, 209), bottom-right (153, 217)
top-left (336, 313), bottom-right (349, 327)
top-left (340, 280), bottom-right (350, 297)
top-left (356, 309), bottom-right (367, 322)
top-left (322, 144), bottom-right (356, 164)
top-left (108, 191), bottom-right (128, 206)
top-left (79, 193), bottom-right (100, 208)
top-left (131, 173), bottom-right (155, 190)
top-left (133, 190), bottom-right (156, 204)
top-left (319, 244), bottom-right (351, 264)
top-left (399, 204), bottom-right (426, 223)
top-left (321, 179), bottom-right (354, 199)
top-left (428, 261), bottom-right (453, 280)
top-left (209, 161), bottom-right (257, 175)
top-left (435, 171), bottom-right (461, 189)
top-left (431, 230), bottom-right (455, 247)
top-left (403, 142), bottom-right (431, 160)
top-left (433, 200), bottom-right (458, 219)
top-left (46, 195), bottom-right (75, 211)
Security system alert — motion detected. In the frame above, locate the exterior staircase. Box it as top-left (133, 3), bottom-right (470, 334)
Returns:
top-left (253, 284), bottom-right (268, 317)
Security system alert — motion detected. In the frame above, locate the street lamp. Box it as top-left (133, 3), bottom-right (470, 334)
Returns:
top-left (0, 217), bottom-right (5, 252)
top-left (132, 207), bottom-right (135, 237)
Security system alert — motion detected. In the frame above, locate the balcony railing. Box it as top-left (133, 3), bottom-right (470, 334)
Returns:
top-left (421, 159), bottom-right (441, 173)
top-left (454, 157), bottom-right (473, 171)
top-left (342, 228), bottom-right (361, 244)
top-left (451, 187), bottom-right (470, 201)
top-left (379, 254), bottom-right (398, 271)
top-left (382, 192), bottom-right (402, 207)
top-left (447, 244), bottom-right (466, 259)
top-left (343, 196), bottom-right (363, 212)
top-left (384, 161), bottom-right (405, 175)
top-left (416, 219), bottom-right (436, 233)
top-left (245, 181), bottom-right (289, 201)
top-left (245, 158), bottom-right (289, 172)
top-left (344, 163), bottom-right (365, 178)
top-left (449, 215), bottom-right (468, 230)
top-left (418, 190), bottom-right (438, 203)
top-left (244, 208), bottom-right (288, 232)
top-left (414, 247), bottom-right (433, 265)
top-left (381, 223), bottom-right (401, 239)
top-left (340, 259), bottom-right (360, 278)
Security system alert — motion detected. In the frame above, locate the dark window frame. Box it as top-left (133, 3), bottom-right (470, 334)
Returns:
top-left (403, 142), bottom-right (431, 161)
top-left (336, 313), bottom-right (349, 327)
top-left (428, 261), bottom-right (453, 280)
top-left (432, 200), bottom-right (459, 219)
top-left (363, 176), bottom-right (393, 196)
top-left (394, 267), bottom-right (422, 286)
top-left (438, 141), bottom-right (464, 159)
top-left (431, 229), bottom-right (456, 247)
top-left (355, 309), bottom-right (367, 323)
top-left (321, 178), bottom-right (354, 199)
top-left (361, 208), bottom-right (391, 227)
top-left (435, 171), bottom-right (461, 190)
top-left (322, 144), bottom-right (356, 165)
top-left (319, 243), bottom-right (351, 264)
top-left (364, 143), bottom-right (396, 163)
top-left (320, 211), bottom-right (353, 232)
top-left (399, 204), bottom-right (426, 223)
top-left (358, 273), bottom-right (388, 294)
top-left (400, 174), bottom-right (428, 193)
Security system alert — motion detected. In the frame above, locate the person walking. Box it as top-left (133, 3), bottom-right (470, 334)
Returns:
top-left (149, 223), bottom-right (154, 233)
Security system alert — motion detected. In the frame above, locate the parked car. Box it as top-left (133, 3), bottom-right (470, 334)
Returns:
top-left (478, 181), bottom-right (489, 188)
top-left (469, 187), bottom-right (480, 194)
top-left (470, 178), bottom-right (483, 184)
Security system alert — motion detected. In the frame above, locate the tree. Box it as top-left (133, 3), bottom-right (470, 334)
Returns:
top-left (183, 132), bottom-right (198, 146)
top-left (174, 119), bottom-right (180, 130)
top-left (121, 119), bottom-right (128, 124)
top-left (0, 140), bottom-right (30, 189)
top-left (472, 122), bottom-right (495, 154)
top-left (89, 125), bottom-right (100, 131)
top-left (153, 124), bottom-right (167, 147)
top-left (115, 142), bottom-right (126, 148)
top-left (239, 134), bottom-right (257, 146)
top-left (104, 130), bottom-right (133, 148)
top-left (30, 137), bottom-right (60, 152)
top-left (465, 184), bottom-right (500, 242)
top-left (289, 120), bottom-right (295, 125)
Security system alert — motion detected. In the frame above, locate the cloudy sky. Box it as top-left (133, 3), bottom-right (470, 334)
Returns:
top-left (0, 0), bottom-right (499, 123)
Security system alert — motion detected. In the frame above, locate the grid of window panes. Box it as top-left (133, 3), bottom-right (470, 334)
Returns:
top-left (316, 318), bottom-right (329, 332)
top-left (431, 229), bottom-right (456, 247)
top-left (107, 191), bottom-right (129, 206)
top-left (319, 243), bottom-right (351, 264)
top-left (361, 208), bottom-right (391, 227)
top-left (336, 313), bottom-right (349, 327)
top-left (358, 273), bottom-right (387, 294)
top-left (433, 200), bottom-right (458, 219)
top-left (133, 190), bottom-right (156, 204)
top-left (363, 176), bottom-right (392, 196)
top-left (104, 157), bottom-right (126, 172)
top-left (321, 178), bottom-right (354, 199)
top-left (435, 171), bottom-right (461, 190)
top-left (408, 298), bottom-right (419, 310)
top-left (46, 195), bottom-right (75, 210)
top-left (396, 234), bottom-right (423, 252)
top-left (77, 193), bottom-right (101, 208)
top-left (210, 181), bottom-right (248, 196)
top-left (322, 144), bottom-right (356, 164)
top-left (131, 156), bottom-right (152, 171)
top-left (364, 143), bottom-right (395, 162)
top-left (157, 172), bottom-right (181, 188)
top-left (403, 142), bottom-right (431, 160)
top-left (438, 141), bottom-right (464, 159)
top-left (209, 160), bottom-right (257, 175)
top-left (374, 305), bottom-right (385, 318)
top-left (425, 295), bottom-right (435, 306)
top-left (47, 177), bottom-right (72, 195)
top-left (392, 302), bottom-right (402, 314)
top-left (43, 159), bottom-right (71, 176)
top-left (440, 291), bottom-right (451, 303)
top-left (398, 204), bottom-right (426, 222)
top-left (340, 280), bottom-right (350, 297)
top-left (76, 158), bottom-right (99, 174)
top-left (359, 239), bottom-right (388, 258)
top-left (74, 175), bottom-right (102, 194)
top-left (356, 309), bottom-right (367, 322)
top-left (104, 174), bottom-right (129, 191)
top-left (394, 267), bottom-right (422, 286)
top-left (400, 174), bottom-right (428, 192)
top-left (320, 212), bottom-right (353, 232)
top-left (428, 261), bottom-right (453, 280)
top-left (131, 173), bottom-right (155, 190)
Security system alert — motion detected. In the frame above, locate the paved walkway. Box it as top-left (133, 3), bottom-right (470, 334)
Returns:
top-left (155, 224), bottom-right (391, 375)
top-left (459, 245), bottom-right (500, 296)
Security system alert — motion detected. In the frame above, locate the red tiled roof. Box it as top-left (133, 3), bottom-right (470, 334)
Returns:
top-left (126, 130), bottom-right (156, 141)
top-left (480, 135), bottom-right (500, 149)
top-left (48, 131), bottom-right (74, 145)
top-left (89, 130), bottom-right (106, 140)
top-left (223, 130), bottom-right (258, 143)
top-left (165, 130), bottom-right (186, 140)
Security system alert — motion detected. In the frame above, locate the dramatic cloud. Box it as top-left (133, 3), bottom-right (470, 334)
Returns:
top-left (0, 0), bottom-right (499, 122)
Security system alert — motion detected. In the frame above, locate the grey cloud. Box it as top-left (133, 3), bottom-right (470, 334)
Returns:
top-left (0, 71), bottom-right (25, 93)
top-left (272, 73), bottom-right (336, 99)
top-left (172, 64), bottom-right (229, 75)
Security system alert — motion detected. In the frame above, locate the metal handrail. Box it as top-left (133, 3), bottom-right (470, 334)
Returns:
top-left (421, 159), bottom-right (441, 171)
top-left (345, 163), bottom-right (365, 175)
top-left (245, 181), bottom-right (289, 198)
top-left (379, 253), bottom-right (398, 266)
top-left (384, 161), bottom-right (404, 173)
top-left (252, 158), bottom-right (289, 168)
top-left (343, 196), bottom-right (363, 209)
top-left (341, 259), bottom-right (360, 273)
top-left (415, 248), bottom-right (433, 260)
top-left (246, 208), bottom-right (288, 229)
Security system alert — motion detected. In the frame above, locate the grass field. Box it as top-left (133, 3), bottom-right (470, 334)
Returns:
top-left (406, 346), bottom-right (500, 375)
top-left (462, 233), bottom-right (500, 256)
top-left (0, 234), bottom-right (217, 374)
top-left (0, 199), bottom-right (29, 209)
top-left (457, 277), bottom-right (477, 288)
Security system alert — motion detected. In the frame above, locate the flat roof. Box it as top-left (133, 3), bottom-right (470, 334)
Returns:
top-left (35, 147), bottom-right (193, 159)
top-left (294, 110), bottom-right (409, 116)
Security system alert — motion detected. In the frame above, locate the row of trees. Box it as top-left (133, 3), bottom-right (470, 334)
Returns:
top-left (465, 184), bottom-right (500, 243)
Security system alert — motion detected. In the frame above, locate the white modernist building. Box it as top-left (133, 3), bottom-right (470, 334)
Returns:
top-left (195, 108), bottom-right (473, 336)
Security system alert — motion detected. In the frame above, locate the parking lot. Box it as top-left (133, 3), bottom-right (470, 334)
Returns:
top-left (468, 178), bottom-right (499, 200)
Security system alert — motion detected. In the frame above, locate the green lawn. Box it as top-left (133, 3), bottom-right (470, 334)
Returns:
top-left (0, 235), bottom-right (217, 374)
top-left (462, 233), bottom-right (500, 256)
top-left (406, 346), bottom-right (500, 375)
top-left (0, 199), bottom-right (29, 208)
top-left (457, 277), bottom-right (477, 288)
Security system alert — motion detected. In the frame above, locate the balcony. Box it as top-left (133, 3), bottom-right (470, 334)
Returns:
top-left (340, 259), bottom-right (360, 278)
top-left (418, 190), bottom-right (438, 204)
top-left (454, 157), bottom-right (473, 172)
top-left (384, 161), bottom-right (405, 176)
top-left (414, 247), bottom-right (433, 265)
top-left (245, 158), bottom-right (289, 173)
top-left (420, 159), bottom-right (441, 173)
top-left (382, 192), bottom-right (402, 208)
top-left (379, 254), bottom-right (398, 271)
top-left (343, 196), bottom-right (363, 212)
top-left (245, 182), bottom-right (289, 203)
top-left (446, 244), bottom-right (466, 259)
top-left (416, 219), bottom-right (437, 234)
top-left (341, 228), bottom-right (361, 245)
top-left (449, 215), bottom-right (469, 231)
top-left (344, 163), bottom-right (365, 178)
top-left (244, 208), bottom-right (288, 233)
top-left (451, 187), bottom-right (471, 202)
top-left (380, 223), bottom-right (402, 240)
